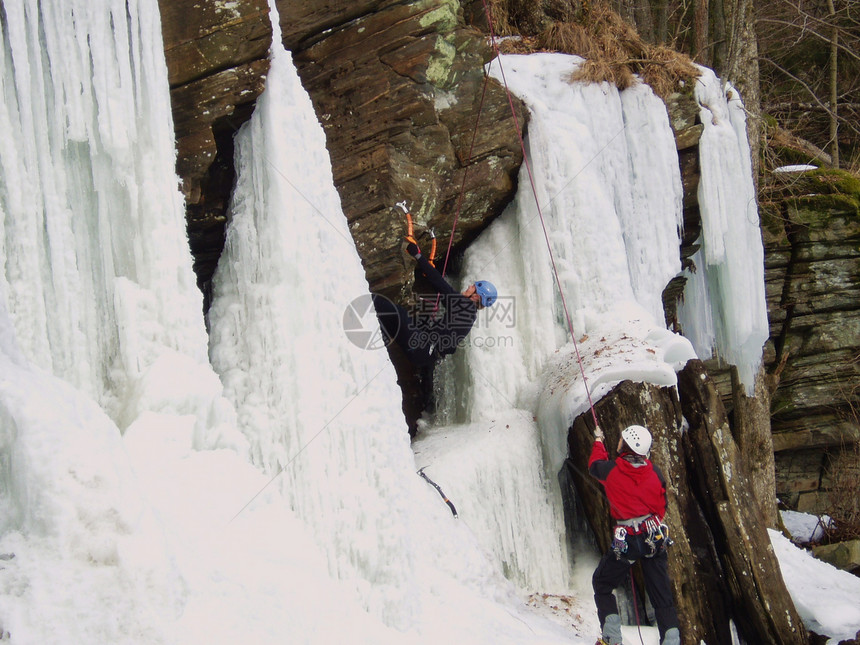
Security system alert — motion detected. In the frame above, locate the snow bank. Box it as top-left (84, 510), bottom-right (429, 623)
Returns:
top-left (771, 530), bottom-right (860, 642)
top-left (0, 326), bottom-right (182, 643)
top-left (774, 165), bottom-right (818, 173)
top-left (781, 510), bottom-right (833, 544)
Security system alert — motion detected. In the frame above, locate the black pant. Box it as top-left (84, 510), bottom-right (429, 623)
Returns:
top-left (592, 533), bottom-right (679, 641)
top-left (371, 294), bottom-right (434, 366)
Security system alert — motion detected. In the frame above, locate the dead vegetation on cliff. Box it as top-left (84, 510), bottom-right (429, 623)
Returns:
top-left (483, 0), bottom-right (700, 99)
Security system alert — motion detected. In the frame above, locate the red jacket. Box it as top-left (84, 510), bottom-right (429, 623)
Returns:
top-left (588, 440), bottom-right (667, 522)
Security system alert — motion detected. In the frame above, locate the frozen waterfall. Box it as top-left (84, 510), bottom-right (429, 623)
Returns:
top-left (427, 53), bottom-right (696, 593)
top-left (0, 1), bottom-right (770, 643)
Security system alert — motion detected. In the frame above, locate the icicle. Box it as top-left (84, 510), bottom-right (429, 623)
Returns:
top-left (691, 67), bottom-right (768, 393)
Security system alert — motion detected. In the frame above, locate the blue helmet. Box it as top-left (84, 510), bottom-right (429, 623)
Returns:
top-left (474, 280), bottom-right (497, 307)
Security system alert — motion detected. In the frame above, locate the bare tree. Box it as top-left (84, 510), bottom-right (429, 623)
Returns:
top-left (758, 0), bottom-right (860, 169)
top-left (826, 0), bottom-right (839, 166)
top-left (483, 0), bottom-right (859, 170)
top-left (722, 0), bottom-right (762, 171)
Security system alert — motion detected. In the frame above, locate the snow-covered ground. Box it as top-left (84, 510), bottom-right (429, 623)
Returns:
top-left (774, 517), bottom-right (860, 642)
top-left (1, 0), bottom-right (858, 644)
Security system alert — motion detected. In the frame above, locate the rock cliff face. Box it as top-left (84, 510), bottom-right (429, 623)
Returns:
top-left (278, 0), bottom-right (525, 296)
top-left (760, 169), bottom-right (860, 514)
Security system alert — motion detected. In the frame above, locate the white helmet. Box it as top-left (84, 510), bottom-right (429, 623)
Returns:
top-left (621, 425), bottom-right (652, 456)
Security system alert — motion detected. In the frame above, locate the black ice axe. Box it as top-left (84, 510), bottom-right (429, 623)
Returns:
top-left (418, 467), bottom-right (458, 519)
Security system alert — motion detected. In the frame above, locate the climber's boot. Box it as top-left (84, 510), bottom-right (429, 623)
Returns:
top-left (661, 627), bottom-right (680, 645)
top-left (601, 613), bottom-right (623, 645)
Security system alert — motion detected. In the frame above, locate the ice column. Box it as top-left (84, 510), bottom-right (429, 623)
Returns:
top-left (0, 0), bottom-right (207, 417)
top-left (678, 67), bottom-right (769, 393)
top-left (439, 53), bottom-right (683, 424)
top-left (206, 19), bottom-right (426, 627)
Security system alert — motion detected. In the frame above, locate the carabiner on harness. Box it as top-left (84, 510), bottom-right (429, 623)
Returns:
top-left (643, 520), bottom-right (672, 557)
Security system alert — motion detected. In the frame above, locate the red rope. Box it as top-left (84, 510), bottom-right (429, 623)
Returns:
top-left (630, 572), bottom-right (646, 645)
top-left (479, 1), bottom-right (599, 428)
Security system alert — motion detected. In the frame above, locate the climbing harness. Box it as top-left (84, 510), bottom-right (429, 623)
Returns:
top-left (418, 467), bottom-right (458, 518)
top-left (397, 201), bottom-right (437, 267)
top-left (617, 513), bottom-right (658, 534)
top-left (613, 514), bottom-right (672, 558)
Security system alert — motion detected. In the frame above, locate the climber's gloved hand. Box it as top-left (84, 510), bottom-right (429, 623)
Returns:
top-left (406, 241), bottom-right (421, 258)
top-left (594, 425), bottom-right (604, 442)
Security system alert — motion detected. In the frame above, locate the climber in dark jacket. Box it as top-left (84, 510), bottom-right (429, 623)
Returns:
top-left (589, 424), bottom-right (680, 645)
top-left (371, 241), bottom-right (497, 367)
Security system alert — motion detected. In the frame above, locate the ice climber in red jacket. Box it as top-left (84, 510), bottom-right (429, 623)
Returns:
top-left (589, 424), bottom-right (680, 645)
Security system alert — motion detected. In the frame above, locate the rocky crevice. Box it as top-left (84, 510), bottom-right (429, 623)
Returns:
top-left (157, 0), bottom-right (272, 301)
top-left (662, 90), bottom-right (703, 332)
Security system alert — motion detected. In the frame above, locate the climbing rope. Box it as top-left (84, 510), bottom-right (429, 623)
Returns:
top-left (630, 571), bottom-right (647, 645)
top-left (479, 0), bottom-right (599, 428)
